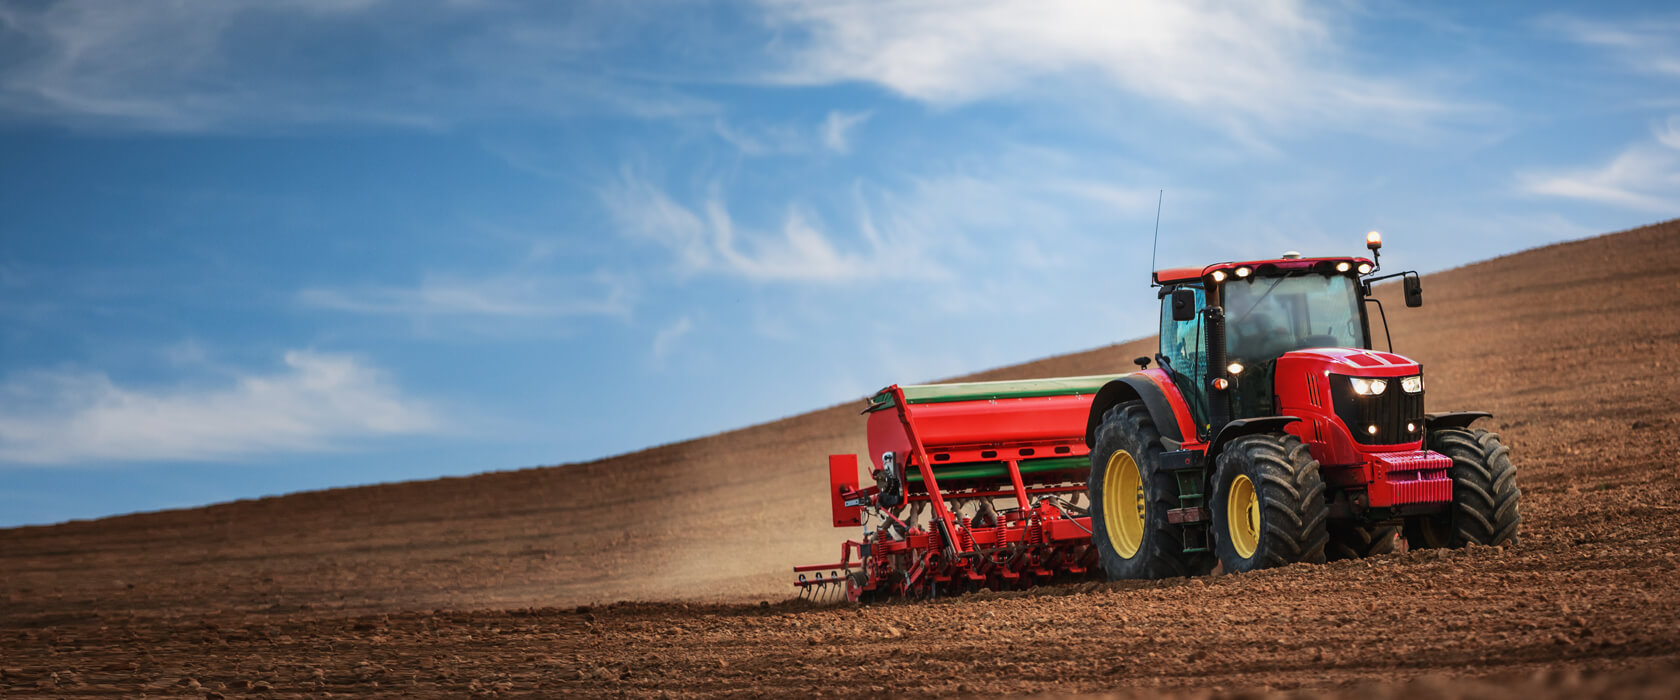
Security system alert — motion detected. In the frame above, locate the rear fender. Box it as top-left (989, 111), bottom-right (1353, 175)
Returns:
top-left (1085, 371), bottom-right (1190, 447)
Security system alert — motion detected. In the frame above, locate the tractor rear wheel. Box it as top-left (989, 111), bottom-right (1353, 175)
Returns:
top-left (1405, 427), bottom-right (1521, 549)
top-left (1210, 433), bottom-right (1329, 573)
top-left (1326, 523), bottom-right (1399, 561)
top-left (1088, 401), bottom-right (1212, 579)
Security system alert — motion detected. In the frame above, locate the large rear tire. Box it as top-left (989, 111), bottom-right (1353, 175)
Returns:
top-left (1405, 427), bottom-right (1521, 548)
top-left (1088, 401), bottom-right (1212, 579)
top-left (1210, 433), bottom-right (1329, 573)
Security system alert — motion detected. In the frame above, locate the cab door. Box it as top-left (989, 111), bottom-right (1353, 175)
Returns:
top-left (1158, 286), bottom-right (1211, 439)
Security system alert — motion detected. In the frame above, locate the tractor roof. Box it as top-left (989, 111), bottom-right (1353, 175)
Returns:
top-left (1153, 256), bottom-right (1375, 285)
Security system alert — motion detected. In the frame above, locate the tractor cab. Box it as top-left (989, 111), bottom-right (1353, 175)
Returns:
top-left (1151, 235), bottom-right (1421, 440)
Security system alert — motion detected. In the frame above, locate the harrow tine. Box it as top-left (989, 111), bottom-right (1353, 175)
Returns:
top-left (794, 569), bottom-right (853, 604)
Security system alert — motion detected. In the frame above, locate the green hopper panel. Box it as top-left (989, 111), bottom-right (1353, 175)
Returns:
top-left (866, 374), bottom-right (1128, 412)
top-left (904, 456), bottom-right (1089, 484)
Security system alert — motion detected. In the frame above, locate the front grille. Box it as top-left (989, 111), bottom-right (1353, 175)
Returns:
top-left (1330, 375), bottom-right (1424, 445)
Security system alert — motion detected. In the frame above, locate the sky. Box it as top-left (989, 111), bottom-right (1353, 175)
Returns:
top-left (2, 1), bottom-right (1677, 527)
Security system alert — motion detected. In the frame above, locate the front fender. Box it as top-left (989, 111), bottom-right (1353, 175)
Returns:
top-left (1424, 411), bottom-right (1492, 431)
top-left (1207, 416), bottom-right (1303, 461)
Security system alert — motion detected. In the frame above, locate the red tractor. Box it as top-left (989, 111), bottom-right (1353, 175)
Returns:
top-left (796, 233), bottom-right (1521, 600)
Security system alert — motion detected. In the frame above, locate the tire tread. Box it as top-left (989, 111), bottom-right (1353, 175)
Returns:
top-left (1411, 427), bottom-right (1522, 548)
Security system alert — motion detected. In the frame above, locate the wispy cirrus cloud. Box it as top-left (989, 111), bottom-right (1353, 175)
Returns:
top-left (0, 0), bottom-right (1481, 141)
top-left (711, 109), bottom-right (873, 156)
top-left (297, 273), bottom-right (633, 319)
top-left (1520, 115), bottom-right (1680, 214)
top-left (650, 316), bottom-right (693, 361)
top-left (0, 0), bottom-right (402, 130)
top-left (821, 110), bottom-right (871, 153)
top-left (1538, 13), bottom-right (1680, 78)
top-left (0, 0), bottom-right (716, 131)
top-left (0, 350), bottom-right (437, 465)
top-left (598, 146), bottom-right (1172, 286)
top-left (756, 0), bottom-right (1473, 138)
top-left (599, 167), bottom-right (938, 283)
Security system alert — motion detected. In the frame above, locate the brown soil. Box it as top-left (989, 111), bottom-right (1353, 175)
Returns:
top-left (3, 221), bottom-right (1679, 697)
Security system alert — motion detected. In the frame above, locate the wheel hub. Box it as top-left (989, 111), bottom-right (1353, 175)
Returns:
top-left (1103, 451), bottom-right (1145, 558)
top-left (1227, 474), bottom-right (1260, 558)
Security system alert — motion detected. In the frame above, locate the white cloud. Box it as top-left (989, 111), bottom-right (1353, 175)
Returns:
top-left (706, 202), bottom-right (887, 282)
top-left (297, 273), bottom-right (633, 318)
top-left (712, 118), bottom-right (809, 156)
top-left (651, 316), bottom-right (693, 360)
top-left (757, 0), bottom-right (1465, 136)
top-left (0, 0), bottom-right (1475, 139)
top-left (1539, 13), bottom-right (1680, 78)
top-left (710, 110), bottom-right (871, 156)
top-left (162, 339), bottom-right (209, 367)
top-left (712, 119), bottom-right (774, 156)
top-left (599, 145), bottom-right (1178, 287)
top-left (600, 169), bottom-right (937, 283)
top-left (821, 110), bottom-right (871, 153)
top-left (1053, 181), bottom-right (1166, 217)
top-left (0, 0), bottom-right (394, 129)
top-left (1659, 114), bottom-right (1680, 150)
top-left (0, 0), bottom-right (715, 131)
top-left (599, 168), bottom-right (713, 269)
top-left (0, 350), bottom-right (437, 464)
top-left (1520, 116), bottom-right (1680, 214)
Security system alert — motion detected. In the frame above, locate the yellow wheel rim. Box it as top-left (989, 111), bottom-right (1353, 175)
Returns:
top-left (1227, 474), bottom-right (1260, 559)
top-left (1103, 451), bottom-right (1145, 558)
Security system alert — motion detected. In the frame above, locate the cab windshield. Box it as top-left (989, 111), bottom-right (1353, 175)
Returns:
top-left (1224, 273), bottom-right (1364, 366)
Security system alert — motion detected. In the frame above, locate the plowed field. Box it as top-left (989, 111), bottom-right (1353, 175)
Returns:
top-left (4, 221), bottom-right (1679, 697)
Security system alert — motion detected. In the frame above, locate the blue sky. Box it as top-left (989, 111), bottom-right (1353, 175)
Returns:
top-left (2, 1), bottom-right (1677, 527)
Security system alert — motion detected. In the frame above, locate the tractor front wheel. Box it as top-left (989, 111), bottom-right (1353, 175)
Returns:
top-left (1088, 401), bottom-right (1212, 579)
top-left (1210, 433), bottom-right (1329, 573)
top-left (1405, 427), bottom-right (1521, 549)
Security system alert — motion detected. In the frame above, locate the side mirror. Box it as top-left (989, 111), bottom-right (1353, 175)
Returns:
top-left (1170, 288), bottom-right (1197, 321)
top-left (1404, 275), bottom-right (1422, 308)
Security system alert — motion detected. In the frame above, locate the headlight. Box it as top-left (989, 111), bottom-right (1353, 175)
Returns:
top-left (1401, 375), bottom-right (1424, 393)
top-left (1349, 377), bottom-right (1388, 395)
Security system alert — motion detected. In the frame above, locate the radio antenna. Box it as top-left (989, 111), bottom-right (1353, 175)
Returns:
top-left (1149, 189), bottom-right (1163, 287)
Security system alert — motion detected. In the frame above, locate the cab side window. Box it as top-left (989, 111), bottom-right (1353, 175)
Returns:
top-left (1158, 286), bottom-right (1206, 382)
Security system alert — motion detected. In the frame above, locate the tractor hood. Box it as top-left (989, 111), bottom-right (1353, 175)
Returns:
top-left (1281, 347), bottom-right (1420, 377)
